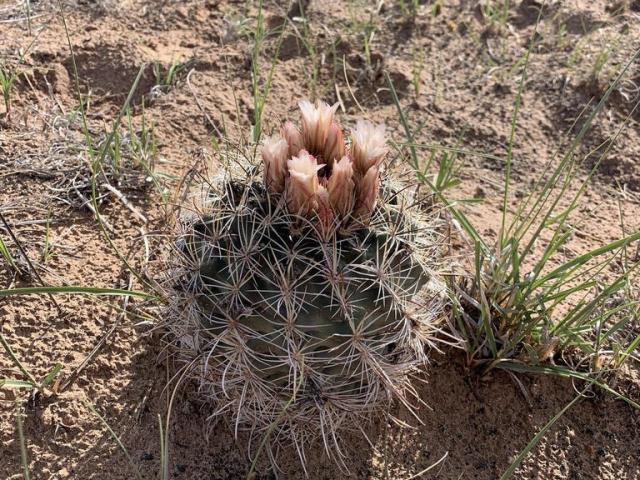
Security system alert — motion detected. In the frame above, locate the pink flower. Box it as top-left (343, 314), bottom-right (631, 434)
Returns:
top-left (354, 165), bottom-right (379, 220)
top-left (315, 185), bottom-right (334, 236)
top-left (261, 134), bottom-right (289, 194)
top-left (287, 150), bottom-right (324, 216)
top-left (298, 100), bottom-right (339, 157)
top-left (281, 121), bottom-right (304, 158)
top-left (350, 120), bottom-right (388, 174)
top-left (324, 122), bottom-right (346, 168)
top-left (327, 156), bottom-right (355, 217)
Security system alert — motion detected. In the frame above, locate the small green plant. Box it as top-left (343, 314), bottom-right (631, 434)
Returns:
top-left (0, 234), bottom-right (17, 270)
top-left (481, 0), bottom-right (510, 29)
top-left (244, 0), bottom-right (286, 143)
top-left (590, 36), bottom-right (621, 83)
top-left (398, 0), bottom-right (420, 16)
top-left (152, 60), bottom-right (186, 90)
top-left (567, 36), bottom-right (589, 68)
top-left (361, 19), bottom-right (376, 70)
top-left (411, 44), bottom-right (425, 96)
top-left (42, 212), bottom-right (53, 264)
top-left (100, 103), bottom-right (158, 179)
top-left (0, 329), bottom-right (63, 393)
top-left (431, 0), bottom-right (443, 16)
top-left (126, 102), bottom-right (157, 164)
top-left (106, 127), bottom-right (123, 172)
top-left (347, 1), bottom-right (378, 72)
top-left (556, 23), bottom-right (569, 50)
top-left (0, 26), bottom-right (47, 119)
top-left (0, 62), bottom-right (20, 118)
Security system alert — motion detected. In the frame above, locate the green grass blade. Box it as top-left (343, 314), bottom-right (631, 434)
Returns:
top-left (84, 400), bottom-right (143, 480)
top-left (500, 5), bottom-right (542, 246)
top-left (386, 71), bottom-right (485, 248)
top-left (60, 6), bottom-right (154, 291)
top-left (497, 362), bottom-right (640, 409)
top-left (499, 392), bottom-right (582, 480)
top-left (0, 235), bottom-right (17, 268)
top-left (532, 231), bottom-right (640, 288)
top-left (0, 332), bottom-right (38, 386)
top-left (620, 333), bottom-right (640, 367)
top-left (0, 379), bottom-right (34, 389)
top-left (40, 363), bottom-right (64, 388)
top-left (475, 242), bottom-right (497, 357)
top-left (16, 401), bottom-right (31, 480)
top-left (0, 286), bottom-right (153, 299)
top-left (516, 49), bottom-right (640, 259)
top-left (158, 414), bottom-right (166, 480)
top-left (386, 70), bottom-right (418, 170)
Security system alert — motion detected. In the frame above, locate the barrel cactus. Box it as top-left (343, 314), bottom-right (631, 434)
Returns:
top-left (166, 100), bottom-right (445, 468)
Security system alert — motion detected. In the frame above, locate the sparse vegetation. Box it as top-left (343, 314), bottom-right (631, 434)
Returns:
top-left (288, 2), bottom-right (321, 99)
top-left (152, 60), bottom-right (188, 93)
top-left (2, 1), bottom-right (640, 479)
top-left (0, 62), bottom-right (19, 117)
top-left (244, 0), bottom-right (286, 142)
top-left (398, 0), bottom-right (420, 17)
top-left (347, 0), bottom-right (379, 74)
top-left (0, 235), bottom-right (17, 271)
top-left (481, 0), bottom-right (511, 29)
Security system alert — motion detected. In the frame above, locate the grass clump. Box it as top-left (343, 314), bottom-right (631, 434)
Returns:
top-left (386, 10), bottom-right (640, 379)
top-left (447, 47), bottom-right (640, 376)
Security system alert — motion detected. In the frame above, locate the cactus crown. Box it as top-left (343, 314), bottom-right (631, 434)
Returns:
top-left (166, 101), bottom-right (445, 471)
top-left (263, 100), bottom-right (387, 233)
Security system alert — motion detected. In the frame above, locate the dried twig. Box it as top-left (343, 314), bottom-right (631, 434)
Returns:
top-left (103, 183), bottom-right (147, 224)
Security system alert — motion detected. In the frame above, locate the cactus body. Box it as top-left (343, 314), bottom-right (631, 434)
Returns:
top-left (166, 102), bottom-right (445, 466)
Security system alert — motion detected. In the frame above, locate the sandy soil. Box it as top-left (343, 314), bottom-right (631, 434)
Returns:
top-left (1, 0), bottom-right (640, 479)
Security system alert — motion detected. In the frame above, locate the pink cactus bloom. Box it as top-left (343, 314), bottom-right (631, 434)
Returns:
top-left (298, 100), bottom-right (339, 157)
top-left (281, 121), bottom-right (304, 158)
top-left (354, 165), bottom-right (379, 220)
top-left (350, 120), bottom-right (388, 174)
top-left (315, 185), bottom-right (334, 236)
top-left (287, 150), bottom-right (324, 216)
top-left (261, 134), bottom-right (289, 194)
top-left (324, 122), bottom-right (346, 168)
top-left (327, 156), bottom-right (355, 217)
top-left (263, 104), bottom-right (386, 226)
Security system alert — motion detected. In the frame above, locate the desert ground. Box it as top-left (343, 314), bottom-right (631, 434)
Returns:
top-left (1, 0), bottom-right (640, 479)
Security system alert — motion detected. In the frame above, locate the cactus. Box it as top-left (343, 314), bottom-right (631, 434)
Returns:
top-left (166, 100), bottom-right (445, 468)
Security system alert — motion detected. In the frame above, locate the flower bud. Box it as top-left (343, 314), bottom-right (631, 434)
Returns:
top-left (287, 150), bottom-right (324, 216)
top-left (315, 185), bottom-right (334, 236)
top-left (327, 156), bottom-right (355, 217)
top-left (261, 135), bottom-right (289, 194)
top-left (299, 100), bottom-right (339, 157)
top-left (351, 120), bottom-right (388, 174)
top-left (324, 122), bottom-right (346, 168)
top-left (281, 121), bottom-right (304, 158)
top-left (354, 165), bottom-right (379, 220)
